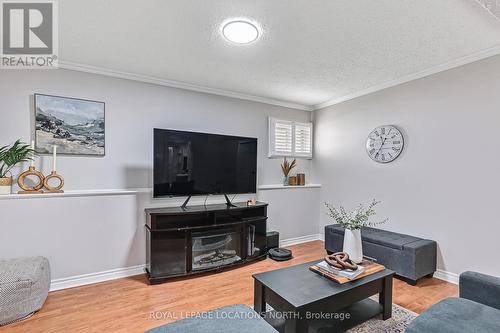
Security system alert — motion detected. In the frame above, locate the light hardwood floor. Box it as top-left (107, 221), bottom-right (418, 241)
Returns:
top-left (1, 241), bottom-right (457, 333)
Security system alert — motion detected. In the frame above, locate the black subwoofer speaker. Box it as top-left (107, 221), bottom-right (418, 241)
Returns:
top-left (266, 231), bottom-right (279, 250)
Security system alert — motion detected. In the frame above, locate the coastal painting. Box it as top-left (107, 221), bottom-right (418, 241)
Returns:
top-left (34, 94), bottom-right (105, 156)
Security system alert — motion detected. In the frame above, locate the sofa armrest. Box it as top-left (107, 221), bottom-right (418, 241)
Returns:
top-left (460, 271), bottom-right (500, 310)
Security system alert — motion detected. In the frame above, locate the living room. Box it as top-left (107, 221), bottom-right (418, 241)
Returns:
top-left (1, 1), bottom-right (499, 332)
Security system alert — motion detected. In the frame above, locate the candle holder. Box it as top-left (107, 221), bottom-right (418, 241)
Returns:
top-left (43, 171), bottom-right (64, 193)
top-left (17, 166), bottom-right (45, 194)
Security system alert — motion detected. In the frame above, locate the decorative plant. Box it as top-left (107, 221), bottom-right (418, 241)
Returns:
top-left (280, 157), bottom-right (297, 177)
top-left (0, 140), bottom-right (34, 178)
top-left (325, 199), bottom-right (388, 230)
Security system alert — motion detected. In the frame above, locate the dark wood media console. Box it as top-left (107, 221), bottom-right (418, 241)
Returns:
top-left (145, 202), bottom-right (268, 284)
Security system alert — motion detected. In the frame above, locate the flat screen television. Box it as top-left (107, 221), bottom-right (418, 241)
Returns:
top-left (153, 128), bottom-right (258, 198)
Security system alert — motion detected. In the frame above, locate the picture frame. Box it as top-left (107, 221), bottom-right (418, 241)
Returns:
top-left (34, 93), bottom-right (105, 156)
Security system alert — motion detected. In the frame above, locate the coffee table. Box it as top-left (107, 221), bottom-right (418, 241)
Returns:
top-left (253, 260), bottom-right (394, 333)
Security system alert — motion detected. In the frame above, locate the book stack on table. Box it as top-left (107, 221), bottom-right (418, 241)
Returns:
top-left (310, 259), bottom-right (385, 284)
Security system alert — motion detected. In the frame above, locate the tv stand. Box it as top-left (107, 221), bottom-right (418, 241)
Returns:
top-left (145, 202), bottom-right (268, 284)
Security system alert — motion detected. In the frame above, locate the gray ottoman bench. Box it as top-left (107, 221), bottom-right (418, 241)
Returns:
top-left (325, 225), bottom-right (436, 284)
top-left (146, 304), bottom-right (277, 333)
top-left (0, 256), bottom-right (50, 326)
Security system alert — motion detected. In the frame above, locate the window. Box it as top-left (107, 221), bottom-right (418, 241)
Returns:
top-left (268, 118), bottom-right (313, 158)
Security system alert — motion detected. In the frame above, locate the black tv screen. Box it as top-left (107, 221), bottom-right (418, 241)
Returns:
top-left (153, 129), bottom-right (258, 198)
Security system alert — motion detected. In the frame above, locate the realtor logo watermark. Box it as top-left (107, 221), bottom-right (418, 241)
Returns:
top-left (1, 0), bottom-right (58, 68)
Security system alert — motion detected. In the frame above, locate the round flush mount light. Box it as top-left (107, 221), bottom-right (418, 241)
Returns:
top-left (222, 20), bottom-right (260, 44)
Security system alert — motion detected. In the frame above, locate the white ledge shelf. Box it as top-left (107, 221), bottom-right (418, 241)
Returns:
top-left (0, 188), bottom-right (150, 200)
top-left (0, 185), bottom-right (322, 200)
top-left (258, 184), bottom-right (322, 190)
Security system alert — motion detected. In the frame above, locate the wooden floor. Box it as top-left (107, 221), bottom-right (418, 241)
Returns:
top-left (1, 241), bottom-right (457, 333)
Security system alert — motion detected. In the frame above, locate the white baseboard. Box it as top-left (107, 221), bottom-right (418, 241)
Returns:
top-left (434, 269), bottom-right (459, 285)
top-left (280, 234), bottom-right (322, 247)
top-left (50, 264), bottom-right (146, 291)
top-left (49, 235), bottom-right (324, 292)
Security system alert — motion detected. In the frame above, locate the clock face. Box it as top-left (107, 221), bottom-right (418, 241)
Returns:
top-left (366, 125), bottom-right (404, 163)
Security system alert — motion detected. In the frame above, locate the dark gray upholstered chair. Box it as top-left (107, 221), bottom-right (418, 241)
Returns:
top-left (324, 225), bottom-right (436, 284)
top-left (146, 304), bottom-right (278, 333)
top-left (406, 271), bottom-right (500, 332)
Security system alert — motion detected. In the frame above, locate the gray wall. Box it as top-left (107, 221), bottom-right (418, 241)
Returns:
top-left (314, 55), bottom-right (500, 277)
top-left (0, 69), bottom-right (318, 282)
top-left (0, 69), bottom-right (312, 189)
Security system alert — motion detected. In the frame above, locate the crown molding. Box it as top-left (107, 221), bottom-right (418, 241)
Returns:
top-left (58, 61), bottom-right (314, 111)
top-left (476, 0), bottom-right (500, 22)
top-left (313, 45), bottom-right (500, 110)
top-left (59, 44), bottom-right (500, 113)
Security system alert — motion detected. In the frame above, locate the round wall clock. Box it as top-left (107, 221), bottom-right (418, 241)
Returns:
top-left (366, 125), bottom-right (404, 163)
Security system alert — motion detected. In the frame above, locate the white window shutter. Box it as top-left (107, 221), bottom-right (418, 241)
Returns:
top-left (294, 122), bottom-right (313, 158)
top-left (268, 117), bottom-right (313, 158)
top-left (269, 118), bottom-right (293, 157)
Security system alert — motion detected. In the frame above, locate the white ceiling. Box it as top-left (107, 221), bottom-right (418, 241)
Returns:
top-left (59, 0), bottom-right (500, 110)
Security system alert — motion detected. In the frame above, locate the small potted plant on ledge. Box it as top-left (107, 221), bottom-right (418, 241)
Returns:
top-left (325, 200), bottom-right (387, 263)
top-left (0, 140), bottom-right (35, 195)
top-left (280, 157), bottom-right (296, 186)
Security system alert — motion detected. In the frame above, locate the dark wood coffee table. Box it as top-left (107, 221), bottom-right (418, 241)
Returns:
top-left (253, 260), bottom-right (394, 333)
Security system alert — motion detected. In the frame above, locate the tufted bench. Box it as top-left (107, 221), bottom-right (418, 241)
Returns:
top-left (325, 225), bottom-right (436, 284)
top-left (0, 257), bottom-right (51, 326)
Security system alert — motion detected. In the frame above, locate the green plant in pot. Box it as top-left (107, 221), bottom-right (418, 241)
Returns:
top-left (0, 140), bottom-right (35, 195)
top-left (325, 200), bottom-right (387, 263)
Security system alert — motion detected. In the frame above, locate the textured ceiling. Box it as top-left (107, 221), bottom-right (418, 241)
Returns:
top-left (58, 0), bottom-right (500, 109)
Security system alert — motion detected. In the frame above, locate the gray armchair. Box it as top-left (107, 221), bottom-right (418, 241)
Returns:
top-left (406, 271), bottom-right (500, 332)
top-left (459, 271), bottom-right (500, 310)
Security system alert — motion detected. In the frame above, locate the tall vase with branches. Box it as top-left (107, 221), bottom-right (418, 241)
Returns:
top-left (280, 157), bottom-right (296, 186)
top-left (0, 140), bottom-right (35, 195)
top-left (325, 200), bottom-right (387, 263)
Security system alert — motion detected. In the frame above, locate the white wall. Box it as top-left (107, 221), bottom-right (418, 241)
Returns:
top-left (314, 55), bottom-right (500, 278)
top-left (0, 194), bottom-right (142, 282)
top-left (259, 187), bottom-right (320, 241)
top-left (0, 69), bottom-right (317, 285)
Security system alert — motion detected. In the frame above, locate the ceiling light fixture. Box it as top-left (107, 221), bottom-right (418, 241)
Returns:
top-left (222, 20), bottom-right (260, 44)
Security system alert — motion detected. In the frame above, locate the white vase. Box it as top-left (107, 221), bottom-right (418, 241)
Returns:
top-left (343, 229), bottom-right (363, 264)
top-left (0, 177), bottom-right (12, 195)
top-left (0, 186), bottom-right (10, 195)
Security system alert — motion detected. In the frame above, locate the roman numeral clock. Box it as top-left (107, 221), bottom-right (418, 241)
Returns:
top-left (366, 125), bottom-right (404, 163)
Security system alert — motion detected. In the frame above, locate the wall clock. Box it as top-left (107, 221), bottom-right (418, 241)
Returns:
top-left (366, 125), bottom-right (404, 163)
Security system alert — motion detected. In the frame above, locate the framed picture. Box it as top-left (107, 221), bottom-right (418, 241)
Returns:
top-left (34, 94), bottom-right (105, 156)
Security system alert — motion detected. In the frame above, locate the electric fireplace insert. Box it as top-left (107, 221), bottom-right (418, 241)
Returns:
top-left (192, 229), bottom-right (242, 271)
